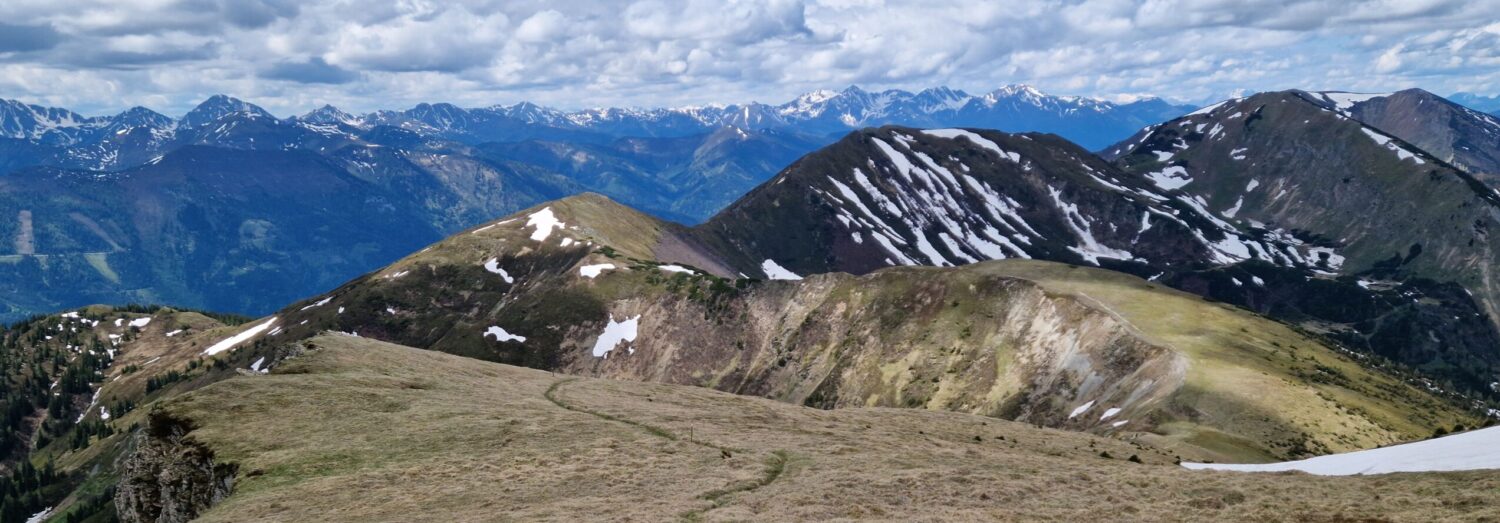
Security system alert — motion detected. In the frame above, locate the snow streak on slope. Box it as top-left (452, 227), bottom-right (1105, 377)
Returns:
top-left (811, 132), bottom-right (1044, 267)
top-left (797, 128), bottom-right (1333, 273)
top-left (1359, 128), bottom-right (1426, 164)
top-left (204, 317), bottom-right (278, 355)
top-left (1183, 427), bottom-right (1500, 475)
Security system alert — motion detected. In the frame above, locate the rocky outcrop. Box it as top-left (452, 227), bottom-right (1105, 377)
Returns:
top-left (547, 268), bottom-right (1188, 430)
top-left (115, 411), bottom-right (237, 523)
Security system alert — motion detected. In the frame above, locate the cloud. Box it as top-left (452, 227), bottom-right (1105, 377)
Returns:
top-left (515, 10), bottom-right (569, 43)
top-left (1375, 44), bottom-right (1405, 73)
top-left (0, 0), bottom-right (1498, 116)
top-left (327, 6), bottom-right (510, 73)
top-left (0, 23), bottom-right (62, 53)
top-left (262, 57), bottom-right (359, 84)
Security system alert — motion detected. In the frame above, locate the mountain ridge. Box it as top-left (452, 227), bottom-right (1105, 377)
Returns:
top-left (1107, 89), bottom-right (1500, 395)
top-left (0, 84), bottom-right (1193, 152)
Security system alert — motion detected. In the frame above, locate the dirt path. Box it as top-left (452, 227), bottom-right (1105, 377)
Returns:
top-left (14, 210), bottom-right (34, 255)
top-left (544, 378), bottom-right (796, 521)
top-left (545, 378), bottom-right (686, 443)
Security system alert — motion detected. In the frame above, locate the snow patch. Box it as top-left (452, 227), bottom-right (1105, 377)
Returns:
top-left (300, 296), bottom-right (333, 311)
top-left (1360, 127), bottom-right (1425, 164)
top-left (1048, 187), bottom-right (1134, 264)
top-left (920, 129), bottom-right (1020, 163)
top-left (579, 263), bottom-right (615, 278)
top-left (591, 315), bottom-right (640, 358)
top-left (1321, 91), bottom-right (1389, 110)
top-left (483, 258), bottom-right (515, 283)
top-left (761, 259), bottom-right (802, 280)
top-left (1144, 166), bottom-right (1193, 190)
top-left (525, 207), bottom-right (564, 242)
top-left (1187, 100), bottom-right (1228, 116)
top-left (658, 264), bottom-right (696, 275)
top-left (484, 326), bottom-right (527, 343)
top-left (1183, 426), bottom-right (1500, 475)
top-left (204, 317), bottom-right (277, 355)
top-left (1068, 400), bottom-right (1095, 419)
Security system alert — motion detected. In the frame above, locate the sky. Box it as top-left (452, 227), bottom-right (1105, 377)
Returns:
top-left (1, 0), bottom-right (1498, 117)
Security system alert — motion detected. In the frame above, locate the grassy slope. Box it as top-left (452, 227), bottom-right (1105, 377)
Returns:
top-left (161, 334), bottom-right (1500, 522)
top-left (972, 261), bottom-right (1476, 461)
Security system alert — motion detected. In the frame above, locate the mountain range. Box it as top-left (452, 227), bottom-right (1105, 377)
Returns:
top-left (4, 85), bottom-right (1500, 521)
top-left (1450, 92), bottom-right (1500, 114)
top-left (1, 85), bottom-right (1189, 154)
top-left (0, 86), bottom-right (1194, 322)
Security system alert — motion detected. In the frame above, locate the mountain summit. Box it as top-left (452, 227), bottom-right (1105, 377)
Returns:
top-left (178, 94), bottom-right (276, 128)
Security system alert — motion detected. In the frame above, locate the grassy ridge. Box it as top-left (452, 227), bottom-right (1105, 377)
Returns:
top-left (151, 334), bottom-right (1500, 521)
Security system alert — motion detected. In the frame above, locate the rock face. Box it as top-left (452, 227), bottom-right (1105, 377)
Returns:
top-left (115, 412), bottom-right (236, 523)
top-left (551, 266), bottom-right (1187, 427)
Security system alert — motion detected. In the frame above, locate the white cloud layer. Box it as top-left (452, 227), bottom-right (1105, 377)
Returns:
top-left (0, 0), bottom-right (1497, 116)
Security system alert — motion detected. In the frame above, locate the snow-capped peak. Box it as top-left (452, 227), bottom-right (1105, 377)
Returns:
top-left (179, 95), bottom-right (275, 128)
top-left (299, 104), bottom-right (362, 127)
top-left (0, 98), bottom-right (92, 140)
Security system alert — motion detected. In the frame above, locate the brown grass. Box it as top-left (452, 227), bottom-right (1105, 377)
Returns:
top-left (164, 334), bottom-right (1500, 522)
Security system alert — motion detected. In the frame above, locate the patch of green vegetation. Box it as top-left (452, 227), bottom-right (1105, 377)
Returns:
top-left (681, 450), bottom-right (796, 522)
top-left (81, 253), bottom-right (119, 284)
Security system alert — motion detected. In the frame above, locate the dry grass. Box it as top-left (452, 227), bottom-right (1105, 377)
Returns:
top-left (160, 334), bottom-right (1500, 522)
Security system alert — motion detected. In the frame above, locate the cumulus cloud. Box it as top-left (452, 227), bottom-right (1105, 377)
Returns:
top-left (0, 0), bottom-right (1497, 116)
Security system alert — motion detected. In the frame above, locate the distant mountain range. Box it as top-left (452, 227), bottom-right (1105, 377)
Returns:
top-left (0, 85), bottom-right (1191, 154)
top-left (0, 86), bottom-right (1195, 321)
top-left (1450, 92), bottom-right (1500, 114)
